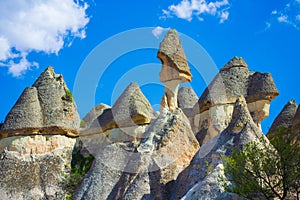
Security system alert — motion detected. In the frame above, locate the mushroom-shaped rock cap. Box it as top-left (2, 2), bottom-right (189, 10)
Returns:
top-left (268, 100), bottom-right (298, 135)
top-left (194, 57), bottom-right (250, 113)
top-left (158, 29), bottom-right (191, 82)
top-left (193, 57), bottom-right (279, 113)
top-left (1, 66), bottom-right (80, 138)
top-left (90, 82), bottom-right (153, 132)
top-left (247, 72), bottom-right (279, 103)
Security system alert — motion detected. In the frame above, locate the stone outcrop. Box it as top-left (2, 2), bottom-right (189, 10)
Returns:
top-left (0, 135), bottom-right (76, 199)
top-left (158, 29), bottom-right (192, 111)
top-left (292, 105), bottom-right (300, 135)
top-left (74, 108), bottom-right (199, 200)
top-left (82, 103), bottom-right (110, 128)
top-left (267, 100), bottom-right (298, 135)
top-left (193, 56), bottom-right (279, 145)
top-left (0, 67), bottom-right (80, 138)
top-left (171, 96), bottom-right (264, 199)
top-left (89, 82), bottom-right (153, 132)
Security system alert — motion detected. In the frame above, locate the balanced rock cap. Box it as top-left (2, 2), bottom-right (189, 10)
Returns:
top-left (90, 82), bottom-right (153, 132)
top-left (193, 56), bottom-right (279, 113)
top-left (268, 100), bottom-right (298, 135)
top-left (1, 66), bottom-right (80, 138)
top-left (158, 29), bottom-right (192, 82)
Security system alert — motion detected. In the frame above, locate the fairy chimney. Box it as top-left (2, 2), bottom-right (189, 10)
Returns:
top-left (157, 29), bottom-right (192, 111)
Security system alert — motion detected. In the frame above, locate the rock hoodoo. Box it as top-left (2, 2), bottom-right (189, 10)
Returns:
top-left (0, 67), bottom-right (80, 138)
top-left (158, 29), bottom-right (192, 111)
top-left (193, 56), bottom-right (279, 145)
top-left (89, 82), bottom-right (153, 133)
top-left (267, 100), bottom-right (298, 135)
top-left (82, 103), bottom-right (111, 128)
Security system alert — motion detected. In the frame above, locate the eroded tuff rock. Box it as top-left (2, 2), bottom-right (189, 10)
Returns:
top-left (292, 105), bottom-right (300, 135)
top-left (0, 67), bottom-right (80, 138)
top-left (158, 29), bottom-right (192, 111)
top-left (267, 100), bottom-right (298, 135)
top-left (178, 87), bottom-right (198, 116)
top-left (171, 96), bottom-right (264, 199)
top-left (0, 135), bottom-right (75, 199)
top-left (89, 82), bottom-right (153, 132)
top-left (82, 103), bottom-right (111, 128)
top-left (74, 108), bottom-right (199, 200)
top-left (193, 56), bottom-right (279, 145)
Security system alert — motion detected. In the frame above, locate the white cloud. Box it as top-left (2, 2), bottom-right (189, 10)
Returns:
top-left (162, 0), bottom-right (230, 23)
top-left (0, 0), bottom-right (90, 76)
top-left (278, 15), bottom-right (289, 23)
top-left (268, 0), bottom-right (300, 29)
top-left (152, 26), bottom-right (170, 38)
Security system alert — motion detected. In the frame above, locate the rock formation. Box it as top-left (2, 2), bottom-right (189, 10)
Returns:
top-left (74, 108), bottom-right (199, 200)
top-left (158, 29), bottom-right (192, 111)
top-left (171, 96), bottom-right (265, 199)
top-left (193, 56), bottom-right (279, 146)
top-left (89, 82), bottom-right (153, 133)
top-left (82, 103), bottom-right (110, 128)
top-left (0, 66), bottom-right (80, 138)
top-left (267, 100), bottom-right (298, 135)
top-left (292, 105), bottom-right (300, 134)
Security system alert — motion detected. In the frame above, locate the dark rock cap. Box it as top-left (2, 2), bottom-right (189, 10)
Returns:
top-left (90, 82), bottom-right (153, 132)
top-left (157, 29), bottom-right (191, 82)
top-left (193, 57), bottom-right (279, 113)
top-left (268, 100), bottom-right (298, 135)
top-left (247, 72), bottom-right (279, 103)
top-left (1, 66), bottom-right (80, 138)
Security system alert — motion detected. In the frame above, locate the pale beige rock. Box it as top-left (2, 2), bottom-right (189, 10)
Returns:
top-left (247, 100), bottom-right (270, 128)
top-left (158, 29), bottom-right (192, 112)
top-left (0, 135), bottom-right (76, 155)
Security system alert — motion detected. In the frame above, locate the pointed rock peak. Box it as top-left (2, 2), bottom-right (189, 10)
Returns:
top-left (1, 87), bottom-right (42, 131)
top-left (158, 29), bottom-right (191, 81)
top-left (112, 82), bottom-right (153, 126)
top-left (228, 96), bottom-right (252, 132)
top-left (178, 87), bottom-right (198, 109)
top-left (33, 66), bottom-right (65, 87)
top-left (90, 82), bottom-right (153, 132)
top-left (292, 105), bottom-right (300, 134)
top-left (221, 56), bottom-right (248, 71)
top-left (268, 100), bottom-right (298, 135)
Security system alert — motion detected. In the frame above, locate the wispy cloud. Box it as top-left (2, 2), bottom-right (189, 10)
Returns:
top-left (268, 0), bottom-right (300, 29)
top-left (152, 26), bottom-right (170, 38)
top-left (0, 0), bottom-right (90, 77)
top-left (161, 0), bottom-right (230, 23)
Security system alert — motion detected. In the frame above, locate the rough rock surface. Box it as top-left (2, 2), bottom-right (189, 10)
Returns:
top-left (82, 103), bottom-right (110, 127)
top-left (193, 57), bottom-right (278, 145)
top-left (268, 100), bottom-right (298, 135)
top-left (157, 29), bottom-right (191, 83)
top-left (0, 135), bottom-right (75, 199)
top-left (292, 105), bottom-right (300, 134)
top-left (1, 67), bottom-right (80, 138)
top-left (90, 82), bottom-right (153, 132)
top-left (178, 87), bottom-right (198, 109)
top-left (171, 96), bottom-right (264, 199)
top-left (74, 108), bottom-right (199, 200)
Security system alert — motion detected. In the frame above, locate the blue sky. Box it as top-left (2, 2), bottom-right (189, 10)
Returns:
top-left (0, 0), bottom-right (300, 133)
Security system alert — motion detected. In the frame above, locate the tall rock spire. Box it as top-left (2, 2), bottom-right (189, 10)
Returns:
top-left (157, 29), bottom-right (192, 111)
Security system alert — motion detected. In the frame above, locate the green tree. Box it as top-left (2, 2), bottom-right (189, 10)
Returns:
top-left (219, 127), bottom-right (300, 200)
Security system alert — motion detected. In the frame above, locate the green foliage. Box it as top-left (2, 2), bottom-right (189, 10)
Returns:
top-left (80, 120), bottom-right (86, 128)
top-left (219, 127), bottom-right (300, 200)
top-left (63, 87), bottom-right (74, 102)
top-left (63, 152), bottom-right (94, 199)
top-left (205, 160), bottom-right (213, 175)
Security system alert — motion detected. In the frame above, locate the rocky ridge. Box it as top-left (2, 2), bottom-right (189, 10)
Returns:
top-left (0, 29), bottom-right (293, 200)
